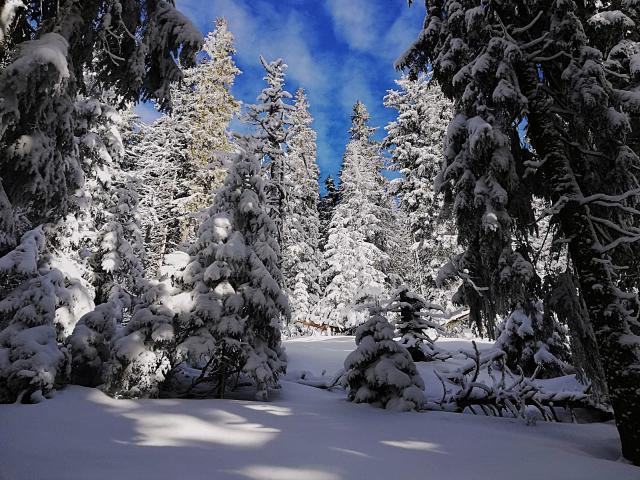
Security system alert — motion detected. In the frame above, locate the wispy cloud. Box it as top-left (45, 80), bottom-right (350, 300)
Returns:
top-left (324, 0), bottom-right (381, 53)
top-left (164, 0), bottom-right (426, 187)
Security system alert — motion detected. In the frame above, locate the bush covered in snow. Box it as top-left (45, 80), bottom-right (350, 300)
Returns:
top-left (391, 286), bottom-right (448, 362)
top-left (343, 305), bottom-right (425, 411)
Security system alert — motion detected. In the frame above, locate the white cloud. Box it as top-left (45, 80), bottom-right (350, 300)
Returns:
top-left (324, 0), bottom-right (424, 64)
top-left (177, 0), bottom-right (329, 97)
top-left (325, 0), bottom-right (381, 52)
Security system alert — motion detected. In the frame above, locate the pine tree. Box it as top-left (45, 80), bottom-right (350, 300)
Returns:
top-left (391, 286), bottom-right (446, 362)
top-left (383, 74), bottom-right (458, 298)
top-left (281, 88), bottom-right (322, 331)
top-left (0, 1), bottom-right (202, 253)
top-left (314, 102), bottom-right (390, 331)
top-left (399, 0), bottom-right (640, 463)
top-left (246, 56), bottom-right (293, 239)
top-left (180, 140), bottom-right (289, 399)
top-left (0, 227), bottom-right (93, 402)
top-left (178, 17), bottom-right (241, 242)
top-left (318, 176), bottom-right (339, 255)
top-left (343, 301), bottom-right (425, 411)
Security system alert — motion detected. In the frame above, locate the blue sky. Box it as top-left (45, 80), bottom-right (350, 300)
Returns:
top-left (136, 0), bottom-right (425, 190)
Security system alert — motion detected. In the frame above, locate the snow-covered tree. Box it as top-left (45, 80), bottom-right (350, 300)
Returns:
top-left (178, 17), bottom-right (241, 241)
top-left (494, 301), bottom-right (569, 377)
top-left (318, 176), bottom-right (339, 255)
top-left (384, 74), bottom-right (457, 295)
top-left (130, 19), bottom-right (241, 254)
top-left (343, 302), bottom-right (425, 411)
top-left (246, 56), bottom-right (293, 238)
top-left (314, 102), bottom-right (390, 331)
top-left (0, 1), bottom-right (202, 253)
top-left (0, 227), bottom-right (93, 402)
top-left (125, 116), bottom-right (183, 275)
top-left (102, 276), bottom-right (181, 398)
top-left (399, 0), bottom-right (640, 463)
top-left (281, 88), bottom-right (322, 331)
top-left (391, 286), bottom-right (446, 362)
top-left (179, 141), bottom-right (289, 399)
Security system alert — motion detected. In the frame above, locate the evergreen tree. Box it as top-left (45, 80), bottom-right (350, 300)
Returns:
top-left (391, 286), bottom-right (446, 362)
top-left (246, 56), bottom-right (293, 239)
top-left (115, 18), bottom-right (241, 261)
top-left (180, 140), bottom-right (289, 399)
top-left (318, 176), bottom-right (339, 255)
top-left (383, 74), bottom-right (458, 298)
top-left (0, 1), bottom-right (202, 253)
top-left (399, 0), bottom-right (640, 463)
top-left (343, 301), bottom-right (425, 411)
top-left (313, 102), bottom-right (390, 331)
top-left (0, 227), bottom-right (93, 402)
top-left (126, 115), bottom-right (183, 275)
top-left (178, 17), bottom-right (241, 242)
top-left (281, 88), bottom-right (322, 331)
top-left (101, 277), bottom-right (180, 398)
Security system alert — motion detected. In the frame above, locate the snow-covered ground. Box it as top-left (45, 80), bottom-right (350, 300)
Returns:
top-left (1, 336), bottom-right (637, 480)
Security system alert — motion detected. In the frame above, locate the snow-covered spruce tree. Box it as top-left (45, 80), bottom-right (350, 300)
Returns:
top-left (0, 227), bottom-right (93, 402)
top-left (125, 115), bottom-right (183, 275)
top-left (177, 17), bottom-right (241, 243)
top-left (0, 1), bottom-right (201, 254)
top-left (0, 88), bottom-right (152, 396)
top-left (246, 56), bottom-right (293, 239)
top-left (383, 74), bottom-right (458, 295)
top-left (313, 102), bottom-right (390, 331)
top-left (494, 302), bottom-right (569, 377)
top-left (0, 2), bottom-right (199, 402)
top-left (101, 275), bottom-right (183, 398)
top-left (343, 301), bottom-right (425, 411)
top-left (56, 90), bottom-right (148, 387)
top-left (390, 286), bottom-right (446, 362)
top-left (136, 19), bottom-right (241, 253)
top-left (180, 140), bottom-right (289, 399)
top-left (281, 88), bottom-right (322, 331)
top-left (318, 175), bottom-right (339, 255)
top-left (399, 0), bottom-right (640, 463)
top-left (397, 3), bottom-right (541, 344)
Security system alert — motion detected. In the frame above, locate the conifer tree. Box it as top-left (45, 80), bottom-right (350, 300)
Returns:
top-left (391, 286), bottom-right (446, 362)
top-left (180, 140), bottom-right (289, 399)
top-left (246, 56), bottom-right (293, 239)
top-left (343, 301), bottom-right (425, 411)
top-left (384, 74), bottom-right (458, 296)
top-left (178, 17), bottom-right (241, 242)
top-left (399, 0), bottom-right (640, 463)
top-left (314, 102), bottom-right (390, 331)
top-left (281, 88), bottom-right (322, 330)
top-left (0, 1), bottom-right (202, 253)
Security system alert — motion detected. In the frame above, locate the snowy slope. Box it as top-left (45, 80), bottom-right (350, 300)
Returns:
top-left (1, 337), bottom-right (637, 480)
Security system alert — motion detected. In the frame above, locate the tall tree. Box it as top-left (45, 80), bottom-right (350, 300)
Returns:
top-left (246, 56), bottom-right (293, 240)
top-left (180, 139), bottom-right (289, 399)
top-left (0, 1), bottom-right (201, 252)
top-left (399, 0), bottom-right (640, 464)
top-left (281, 88), bottom-right (322, 330)
top-left (179, 17), bottom-right (241, 242)
top-left (131, 18), bottom-right (241, 255)
top-left (383, 74), bottom-right (458, 297)
top-left (313, 102), bottom-right (390, 331)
